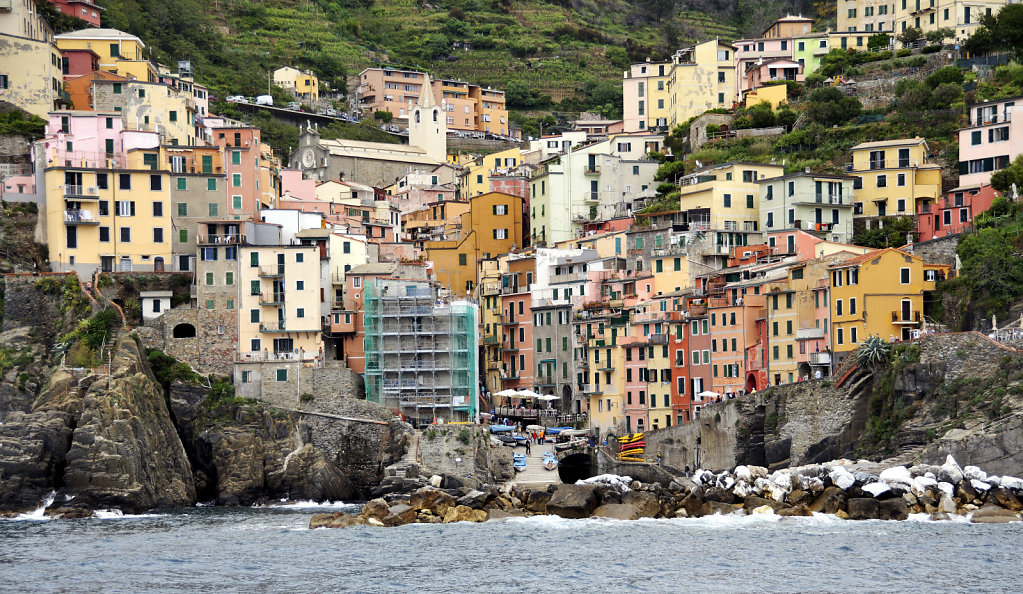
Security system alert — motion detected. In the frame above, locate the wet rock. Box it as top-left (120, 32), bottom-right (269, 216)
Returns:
top-left (704, 486), bottom-right (739, 504)
top-left (524, 490), bottom-right (551, 514)
top-left (456, 490), bottom-right (489, 510)
top-left (44, 507), bottom-right (94, 519)
top-left (383, 503), bottom-right (415, 526)
top-left (938, 456), bottom-right (964, 485)
top-left (592, 503), bottom-right (645, 520)
top-left (777, 504), bottom-right (811, 517)
top-left (486, 508), bottom-right (527, 520)
top-left (360, 498), bottom-right (389, 521)
top-left (409, 488), bottom-right (457, 517)
top-left (809, 486), bottom-right (848, 514)
top-left (787, 489), bottom-right (813, 507)
top-left (442, 504), bottom-right (487, 523)
top-left (971, 506), bottom-right (1020, 524)
top-left (701, 501), bottom-right (741, 516)
top-left (742, 496), bottom-right (790, 513)
top-left (989, 487), bottom-right (1023, 511)
top-left (879, 498), bottom-right (909, 521)
top-left (847, 497), bottom-right (880, 520)
top-left (621, 490), bottom-right (661, 518)
top-left (546, 484), bottom-right (598, 519)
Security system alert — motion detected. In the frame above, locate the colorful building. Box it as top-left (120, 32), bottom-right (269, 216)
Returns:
top-left (847, 137), bottom-right (942, 221)
top-left (273, 66), bottom-right (319, 102)
top-left (55, 28), bottom-right (157, 82)
top-left (957, 97), bottom-right (1021, 188)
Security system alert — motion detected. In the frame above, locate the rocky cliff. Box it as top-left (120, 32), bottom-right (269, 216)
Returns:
top-left (644, 333), bottom-right (1023, 477)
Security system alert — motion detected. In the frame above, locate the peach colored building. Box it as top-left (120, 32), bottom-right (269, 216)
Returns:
top-left (958, 98), bottom-right (1022, 188)
top-left (917, 185), bottom-right (1000, 242)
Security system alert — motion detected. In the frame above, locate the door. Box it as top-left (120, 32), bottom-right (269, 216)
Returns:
top-left (101, 256), bottom-right (114, 273)
top-left (901, 300), bottom-right (911, 322)
top-left (119, 256), bottom-right (132, 271)
top-left (154, 257), bottom-right (164, 272)
top-left (277, 253), bottom-right (285, 274)
top-left (178, 255), bottom-right (190, 271)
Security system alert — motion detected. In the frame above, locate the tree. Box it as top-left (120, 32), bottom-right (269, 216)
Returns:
top-left (804, 87), bottom-right (861, 126)
top-left (925, 27), bottom-right (955, 44)
top-left (929, 82), bottom-right (963, 108)
top-left (924, 66), bottom-right (964, 89)
top-left (990, 154), bottom-right (1023, 195)
top-left (897, 27), bottom-right (923, 46)
top-left (852, 216), bottom-right (915, 248)
top-left (957, 227), bottom-right (1023, 308)
top-left (982, 4), bottom-right (1023, 60)
top-left (373, 110), bottom-right (393, 123)
top-left (654, 160), bottom-right (686, 182)
top-left (867, 32), bottom-right (891, 51)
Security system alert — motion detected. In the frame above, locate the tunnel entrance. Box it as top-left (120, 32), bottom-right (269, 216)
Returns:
top-left (557, 453), bottom-right (594, 484)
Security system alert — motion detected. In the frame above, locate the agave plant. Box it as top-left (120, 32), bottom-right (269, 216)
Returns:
top-left (856, 334), bottom-right (891, 366)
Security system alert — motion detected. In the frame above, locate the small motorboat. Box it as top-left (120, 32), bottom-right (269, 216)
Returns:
top-left (513, 453), bottom-right (527, 472)
top-left (542, 452), bottom-right (558, 471)
top-left (498, 435), bottom-right (517, 447)
top-left (513, 434), bottom-right (528, 446)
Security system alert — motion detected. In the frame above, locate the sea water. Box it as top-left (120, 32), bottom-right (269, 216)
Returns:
top-left (2, 504), bottom-right (1021, 593)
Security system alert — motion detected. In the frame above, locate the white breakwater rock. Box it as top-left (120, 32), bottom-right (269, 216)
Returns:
top-left (829, 466), bottom-right (856, 490)
top-left (862, 482), bottom-right (892, 497)
top-left (879, 466), bottom-right (913, 489)
top-left (579, 474), bottom-right (632, 493)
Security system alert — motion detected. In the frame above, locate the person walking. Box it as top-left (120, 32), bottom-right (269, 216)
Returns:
top-left (525, 440), bottom-right (531, 455)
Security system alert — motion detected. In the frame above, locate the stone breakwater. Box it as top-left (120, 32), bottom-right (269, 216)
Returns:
top-left (310, 455), bottom-right (1023, 528)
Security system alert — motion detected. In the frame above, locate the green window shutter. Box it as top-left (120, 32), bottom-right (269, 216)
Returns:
top-left (232, 151), bottom-right (241, 165)
top-left (250, 309), bottom-right (260, 323)
top-left (250, 280), bottom-right (260, 295)
top-left (207, 178), bottom-right (216, 191)
top-left (209, 203), bottom-right (218, 216)
top-left (250, 252), bottom-right (259, 266)
top-left (177, 177), bottom-right (187, 190)
top-left (178, 229), bottom-right (187, 243)
top-left (225, 272), bottom-right (234, 285)
top-left (177, 202), bottom-right (187, 216)
top-left (233, 195), bottom-right (242, 209)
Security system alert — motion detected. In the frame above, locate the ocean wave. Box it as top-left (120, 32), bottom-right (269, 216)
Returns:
top-left (93, 509), bottom-right (167, 520)
top-left (254, 500), bottom-right (360, 510)
top-left (7, 491), bottom-right (56, 521)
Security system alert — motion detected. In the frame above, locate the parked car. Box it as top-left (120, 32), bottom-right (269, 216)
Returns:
top-left (255, 95), bottom-right (273, 106)
top-left (325, 108), bottom-right (338, 117)
top-left (225, 95), bottom-right (246, 103)
top-left (286, 102), bottom-right (301, 110)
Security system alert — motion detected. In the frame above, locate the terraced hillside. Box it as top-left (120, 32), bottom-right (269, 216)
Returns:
top-left (98, 0), bottom-right (740, 102)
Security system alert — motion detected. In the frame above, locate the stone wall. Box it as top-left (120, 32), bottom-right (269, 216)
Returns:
top-left (136, 307), bottom-right (237, 377)
top-left (904, 234), bottom-right (960, 269)
top-left (2, 273), bottom-right (94, 345)
top-left (237, 360), bottom-right (363, 408)
top-left (643, 399), bottom-right (745, 471)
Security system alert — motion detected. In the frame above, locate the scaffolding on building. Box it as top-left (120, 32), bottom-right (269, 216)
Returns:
top-left (364, 280), bottom-right (477, 424)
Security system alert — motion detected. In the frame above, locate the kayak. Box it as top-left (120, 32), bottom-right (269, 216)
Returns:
top-left (618, 456), bottom-right (645, 462)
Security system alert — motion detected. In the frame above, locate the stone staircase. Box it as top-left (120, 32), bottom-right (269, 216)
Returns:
top-left (379, 431), bottom-right (425, 494)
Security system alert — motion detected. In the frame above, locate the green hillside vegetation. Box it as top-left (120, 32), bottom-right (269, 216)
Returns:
top-left (97, 0), bottom-right (743, 107)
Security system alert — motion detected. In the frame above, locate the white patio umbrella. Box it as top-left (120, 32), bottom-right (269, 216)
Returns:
top-left (697, 390), bottom-right (721, 400)
top-left (495, 389), bottom-right (518, 398)
top-left (516, 390), bottom-right (542, 399)
top-left (535, 394), bottom-right (560, 401)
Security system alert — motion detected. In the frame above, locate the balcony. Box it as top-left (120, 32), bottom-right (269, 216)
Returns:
top-left (651, 244), bottom-right (686, 257)
top-left (258, 266), bottom-right (284, 278)
top-left (796, 327), bottom-right (826, 340)
top-left (481, 335), bottom-right (501, 345)
top-left (583, 165), bottom-right (601, 175)
top-left (323, 312), bottom-right (356, 335)
top-left (583, 384), bottom-right (603, 394)
top-left (536, 376), bottom-right (556, 387)
top-left (259, 321), bottom-right (318, 333)
top-left (891, 310), bottom-right (922, 324)
top-left (64, 185), bottom-right (99, 199)
top-left (259, 292), bottom-right (285, 306)
top-left (648, 333), bottom-right (667, 344)
top-left (64, 209), bottom-right (99, 225)
top-left (197, 234), bottom-right (245, 245)
top-left (582, 191), bottom-right (599, 202)
top-left (809, 352), bottom-right (831, 366)
top-left (486, 360), bottom-right (501, 371)
top-left (550, 271), bottom-right (588, 284)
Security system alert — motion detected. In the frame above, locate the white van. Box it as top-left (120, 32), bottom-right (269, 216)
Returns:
top-left (255, 95), bottom-right (273, 106)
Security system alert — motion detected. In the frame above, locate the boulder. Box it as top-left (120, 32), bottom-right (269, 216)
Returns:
top-left (456, 490), bottom-right (489, 510)
top-left (524, 490), bottom-right (551, 514)
top-left (809, 486), bottom-right (848, 514)
top-left (678, 492), bottom-right (705, 518)
top-left (879, 498), bottom-right (909, 521)
top-left (309, 513), bottom-right (341, 529)
top-left (703, 486), bottom-right (739, 504)
top-left (486, 508), bottom-right (527, 520)
top-left (938, 455), bottom-right (964, 485)
top-left (440, 474), bottom-right (464, 490)
top-left (862, 482), bottom-right (892, 498)
top-left (970, 479), bottom-right (992, 494)
top-left (847, 497), bottom-right (880, 520)
top-left (777, 504), bottom-right (812, 517)
top-left (621, 491), bottom-right (661, 518)
top-left (442, 504), bottom-right (486, 523)
top-left (971, 506), bottom-right (1021, 524)
top-left (360, 498), bottom-right (389, 520)
top-left (546, 484), bottom-right (599, 519)
top-left (989, 487), bottom-right (1023, 512)
top-left (742, 496), bottom-right (790, 513)
top-left (1000, 476), bottom-right (1023, 492)
top-left (750, 505), bottom-right (776, 515)
top-left (592, 503), bottom-right (645, 520)
top-left (938, 494), bottom-right (957, 514)
top-left (828, 466), bottom-right (855, 490)
top-left (963, 465), bottom-right (987, 482)
top-left (701, 501), bottom-right (741, 516)
top-left (409, 488), bottom-right (457, 517)
top-left (429, 475), bottom-right (443, 488)
top-left (787, 489), bottom-right (813, 507)
top-left (879, 466), bottom-right (912, 490)
top-left (734, 465), bottom-right (752, 481)
top-left (382, 503), bottom-right (416, 527)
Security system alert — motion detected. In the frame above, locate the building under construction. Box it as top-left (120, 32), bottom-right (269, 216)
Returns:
top-left (363, 279), bottom-right (478, 424)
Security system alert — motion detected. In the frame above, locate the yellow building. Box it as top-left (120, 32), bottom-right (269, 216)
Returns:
top-left (478, 257), bottom-right (504, 401)
top-left (848, 137), bottom-right (942, 219)
top-left (458, 147), bottom-right (522, 199)
top-left (0, 0), bottom-right (65, 118)
top-left (45, 147), bottom-right (172, 274)
top-left (92, 79), bottom-right (199, 146)
top-left (836, 0), bottom-right (1008, 41)
top-left (273, 66), bottom-right (319, 102)
top-left (646, 334), bottom-right (673, 431)
top-left (425, 191), bottom-right (524, 295)
top-left (585, 333), bottom-right (626, 436)
top-left (237, 244), bottom-right (324, 361)
top-left (829, 247), bottom-right (948, 362)
top-left (677, 162), bottom-right (785, 260)
top-left (623, 39), bottom-right (736, 133)
top-left (55, 28), bottom-right (157, 82)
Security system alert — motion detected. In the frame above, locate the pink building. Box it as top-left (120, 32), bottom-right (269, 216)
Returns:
top-left (211, 126), bottom-right (264, 218)
top-left (958, 97), bottom-right (1022, 187)
top-left (48, 0), bottom-right (103, 27)
top-left (43, 110), bottom-right (159, 168)
top-left (280, 168), bottom-right (316, 200)
top-left (917, 185), bottom-right (1000, 242)
top-left (742, 58), bottom-right (803, 95)
top-left (61, 48), bottom-right (100, 77)
top-left (621, 334), bottom-right (649, 433)
top-left (2, 175), bottom-right (36, 200)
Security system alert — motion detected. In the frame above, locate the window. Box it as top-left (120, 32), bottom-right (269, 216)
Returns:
top-left (117, 201), bottom-right (135, 216)
top-left (250, 280), bottom-right (260, 295)
top-left (225, 272), bottom-right (234, 286)
top-left (296, 253), bottom-right (304, 263)
top-left (232, 151), bottom-right (241, 165)
top-left (836, 299), bottom-right (843, 316)
top-left (876, 175), bottom-right (887, 188)
top-left (493, 228), bottom-right (508, 240)
top-left (746, 194), bottom-right (754, 209)
top-left (900, 268), bottom-right (910, 284)
top-left (118, 174), bottom-right (131, 190)
top-left (153, 201), bottom-right (163, 217)
top-left (178, 229), bottom-right (187, 243)
top-left (99, 227), bottom-right (110, 242)
top-left (723, 194), bottom-right (731, 208)
top-left (207, 178), bottom-right (217, 191)
top-left (296, 280), bottom-right (304, 291)
top-left (971, 130), bottom-right (982, 145)
top-left (153, 228), bottom-right (164, 243)
top-left (120, 227), bottom-right (131, 242)
top-left (717, 72), bottom-right (725, 83)
top-left (459, 253), bottom-right (467, 266)
top-left (232, 173), bottom-right (241, 187)
top-left (176, 177), bottom-right (187, 191)
top-left (177, 202), bottom-right (188, 217)
top-left (492, 204), bottom-right (508, 215)
top-left (232, 196), bottom-right (242, 210)
top-left (208, 203), bottom-right (218, 217)
top-left (897, 173), bottom-right (906, 187)
top-left (297, 308), bottom-right (305, 318)
top-left (276, 369), bottom-right (288, 382)
top-left (205, 272), bottom-right (214, 286)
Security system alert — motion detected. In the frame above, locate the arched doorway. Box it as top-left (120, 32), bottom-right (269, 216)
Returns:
top-left (172, 323), bottom-right (197, 338)
top-left (557, 453), bottom-right (593, 484)
top-left (561, 384), bottom-right (572, 412)
top-left (746, 373), bottom-right (758, 392)
top-left (154, 257), bottom-right (164, 272)
top-left (797, 362), bottom-right (811, 379)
